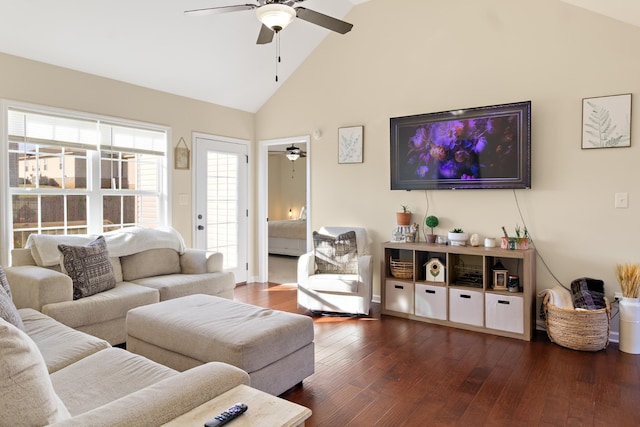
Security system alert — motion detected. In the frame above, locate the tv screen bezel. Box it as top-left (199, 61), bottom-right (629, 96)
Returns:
top-left (390, 100), bottom-right (531, 190)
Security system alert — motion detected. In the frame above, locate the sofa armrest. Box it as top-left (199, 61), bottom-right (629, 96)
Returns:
top-left (358, 255), bottom-right (373, 298)
top-left (4, 266), bottom-right (73, 311)
top-left (180, 249), bottom-right (224, 274)
top-left (296, 252), bottom-right (315, 288)
top-left (48, 362), bottom-right (250, 427)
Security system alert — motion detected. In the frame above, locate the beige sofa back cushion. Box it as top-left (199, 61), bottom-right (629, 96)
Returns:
top-left (0, 318), bottom-right (71, 426)
top-left (121, 249), bottom-right (181, 281)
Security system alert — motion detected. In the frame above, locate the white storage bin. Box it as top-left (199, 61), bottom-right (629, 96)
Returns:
top-left (485, 293), bottom-right (524, 334)
top-left (384, 280), bottom-right (414, 314)
top-left (449, 288), bottom-right (483, 326)
top-left (415, 284), bottom-right (447, 320)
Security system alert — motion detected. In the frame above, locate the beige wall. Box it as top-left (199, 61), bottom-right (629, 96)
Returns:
top-left (256, 0), bottom-right (640, 318)
top-left (268, 154), bottom-right (307, 221)
top-left (0, 52), bottom-right (254, 248)
top-left (3, 0), bottom-right (639, 331)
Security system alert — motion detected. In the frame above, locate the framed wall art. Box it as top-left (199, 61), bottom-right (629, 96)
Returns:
top-left (338, 125), bottom-right (364, 164)
top-left (174, 137), bottom-right (190, 170)
top-left (582, 93), bottom-right (632, 149)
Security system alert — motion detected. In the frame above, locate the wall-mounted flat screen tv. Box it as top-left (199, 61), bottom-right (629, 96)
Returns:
top-left (390, 101), bottom-right (531, 190)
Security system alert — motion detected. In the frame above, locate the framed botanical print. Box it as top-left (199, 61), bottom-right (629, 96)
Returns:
top-left (338, 126), bottom-right (364, 164)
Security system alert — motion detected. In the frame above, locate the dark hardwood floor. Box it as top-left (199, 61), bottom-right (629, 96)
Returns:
top-left (234, 282), bottom-right (640, 427)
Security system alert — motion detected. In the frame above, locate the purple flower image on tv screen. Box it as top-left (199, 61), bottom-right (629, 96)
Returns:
top-left (404, 115), bottom-right (518, 181)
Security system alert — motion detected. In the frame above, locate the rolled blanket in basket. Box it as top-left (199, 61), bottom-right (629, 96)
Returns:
top-left (570, 277), bottom-right (606, 310)
top-left (538, 286), bottom-right (573, 309)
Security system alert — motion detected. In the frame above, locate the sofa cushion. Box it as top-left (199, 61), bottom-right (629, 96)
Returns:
top-left (121, 248), bottom-right (181, 281)
top-left (58, 236), bottom-right (116, 300)
top-left (19, 308), bottom-right (110, 373)
top-left (51, 347), bottom-right (177, 416)
top-left (313, 230), bottom-right (359, 274)
top-left (0, 318), bottom-right (71, 425)
top-left (42, 282), bottom-right (159, 329)
top-left (132, 272), bottom-right (236, 301)
top-left (0, 267), bottom-right (25, 331)
top-left (307, 274), bottom-right (359, 293)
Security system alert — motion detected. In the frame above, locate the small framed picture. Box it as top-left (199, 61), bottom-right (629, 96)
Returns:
top-left (582, 93), bottom-right (632, 149)
top-left (493, 270), bottom-right (508, 290)
top-left (174, 137), bottom-right (190, 170)
top-left (175, 147), bottom-right (190, 169)
top-left (338, 126), bottom-right (364, 164)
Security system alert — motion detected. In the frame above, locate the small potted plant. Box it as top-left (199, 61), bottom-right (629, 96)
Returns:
top-left (396, 205), bottom-right (412, 226)
top-left (515, 225), bottom-right (530, 250)
top-left (448, 228), bottom-right (469, 246)
top-left (425, 215), bottom-right (439, 243)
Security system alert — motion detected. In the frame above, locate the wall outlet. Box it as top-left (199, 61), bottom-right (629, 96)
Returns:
top-left (614, 291), bottom-right (623, 301)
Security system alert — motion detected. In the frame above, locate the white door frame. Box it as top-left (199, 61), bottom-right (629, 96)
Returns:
top-left (192, 132), bottom-right (250, 283)
top-left (257, 135), bottom-right (311, 283)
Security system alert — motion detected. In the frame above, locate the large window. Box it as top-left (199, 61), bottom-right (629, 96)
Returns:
top-left (2, 103), bottom-right (170, 263)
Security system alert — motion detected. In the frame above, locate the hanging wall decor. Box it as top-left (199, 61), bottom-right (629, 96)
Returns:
top-left (175, 137), bottom-right (190, 169)
top-left (338, 125), bottom-right (364, 164)
top-left (582, 93), bottom-right (632, 149)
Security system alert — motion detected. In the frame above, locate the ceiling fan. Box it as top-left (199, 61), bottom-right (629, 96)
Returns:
top-left (269, 144), bottom-right (306, 161)
top-left (184, 0), bottom-right (354, 45)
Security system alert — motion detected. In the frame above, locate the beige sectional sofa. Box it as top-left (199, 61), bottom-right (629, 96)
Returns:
top-left (6, 227), bottom-right (236, 345)
top-left (1, 308), bottom-right (249, 427)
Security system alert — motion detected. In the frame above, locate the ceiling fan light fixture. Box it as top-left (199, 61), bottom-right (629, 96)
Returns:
top-left (256, 4), bottom-right (296, 32)
top-left (286, 144), bottom-right (301, 161)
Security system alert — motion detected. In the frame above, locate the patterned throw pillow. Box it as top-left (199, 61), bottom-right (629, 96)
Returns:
top-left (58, 236), bottom-right (116, 300)
top-left (0, 266), bottom-right (12, 298)
top-left (0, 266), bottom-right (25, 330)
top-left (313, 231), bottom-right (359, 275)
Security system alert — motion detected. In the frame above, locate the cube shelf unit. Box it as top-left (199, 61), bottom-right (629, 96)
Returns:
top-left (382, 241), bottom-right (536, 341)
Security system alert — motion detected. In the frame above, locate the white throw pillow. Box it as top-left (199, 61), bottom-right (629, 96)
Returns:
top-left (0, 318), bottom-right (71, 426)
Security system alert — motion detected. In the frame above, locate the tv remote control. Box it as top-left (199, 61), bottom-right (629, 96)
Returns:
top-left (203, 403), bottom-right (248, 427)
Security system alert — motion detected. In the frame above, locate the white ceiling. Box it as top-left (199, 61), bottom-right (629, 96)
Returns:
top-left (0, 0), bottom-right (367, 113)
top-left (0, 0), bottom-right (636, 114)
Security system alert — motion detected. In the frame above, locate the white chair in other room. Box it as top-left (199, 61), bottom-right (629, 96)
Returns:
top-left (297, 226), bottom-right (373, 316)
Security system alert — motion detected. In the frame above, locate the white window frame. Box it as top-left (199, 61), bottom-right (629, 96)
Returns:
top-left (0, 99), bottom-right (172, 266)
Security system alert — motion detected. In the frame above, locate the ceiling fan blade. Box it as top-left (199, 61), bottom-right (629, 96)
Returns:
top-left (256, 24), bottom-right (274, 44)
top-left (295, 7), bottom-right (353, 34)
top-left (184, 4), bottom-right (256, 16)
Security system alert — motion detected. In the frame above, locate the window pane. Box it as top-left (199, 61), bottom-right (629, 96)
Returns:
top-left (103, 196), bottom-right (121, 227)
top-left (101, 152), bottom-right (119, 189)
top-left (62, 148), bottom-right (88, 189)
top-left (123, 196), bottom-right (135, 224)
top-left (67, 195), bottom-right (87, 229)
top-left (138, 196), bottom-right (158, 226)
top-left (41, 195), bottom-right (64, 227)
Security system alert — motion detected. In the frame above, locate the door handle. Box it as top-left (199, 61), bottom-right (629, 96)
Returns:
top-left (197, 225), bottom-right (204, 231)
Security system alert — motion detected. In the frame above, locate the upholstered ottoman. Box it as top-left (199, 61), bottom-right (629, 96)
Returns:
top-left (126, 294), bottom-right (314, 396)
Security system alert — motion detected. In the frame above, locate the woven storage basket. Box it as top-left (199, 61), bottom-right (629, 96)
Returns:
top-left (542, 293), bottom-right (610, 351)
top-left (390, 258), bottom-right (413, 279)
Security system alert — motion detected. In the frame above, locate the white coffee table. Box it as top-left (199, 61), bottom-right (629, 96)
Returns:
top-left (162, 384), bottom-right (312, 427)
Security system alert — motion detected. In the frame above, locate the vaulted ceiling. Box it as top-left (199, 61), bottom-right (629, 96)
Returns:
top-left (0, 0), bottom-right (636, 113)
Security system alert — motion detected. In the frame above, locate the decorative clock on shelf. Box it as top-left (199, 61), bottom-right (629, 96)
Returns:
top-left (425, 258), bottom-right (445, 283)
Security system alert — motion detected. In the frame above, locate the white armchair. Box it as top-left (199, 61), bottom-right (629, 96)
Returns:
top-left (297, 227), bottom-right (373, 315)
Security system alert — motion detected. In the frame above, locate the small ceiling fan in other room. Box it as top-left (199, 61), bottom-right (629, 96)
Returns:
top-left (184, 0), bottom-right (354, 45)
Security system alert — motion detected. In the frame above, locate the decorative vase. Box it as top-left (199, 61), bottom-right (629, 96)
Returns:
top-left (619, 297), bottom-right (640, 354)
top-left (447, 232), bottom-right (469, 246)
top-left (516, 238), bottom-right (529, 250)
